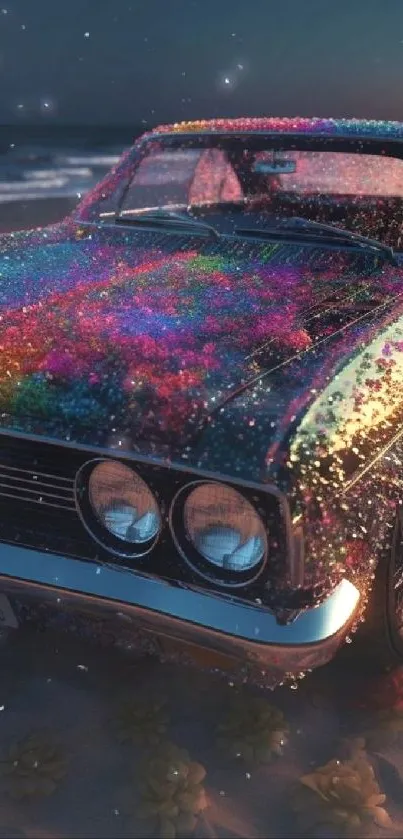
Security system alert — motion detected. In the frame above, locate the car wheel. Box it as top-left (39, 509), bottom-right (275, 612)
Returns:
top-left (354, 509), bottom-right (403, 672)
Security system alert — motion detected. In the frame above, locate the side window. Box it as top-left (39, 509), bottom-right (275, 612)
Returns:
top-left (120, 147), bottom-right (204, 213)
top-left (189, 149), bottom-right (243, 205)
top-left (120, 146), bottom-right (243, 214)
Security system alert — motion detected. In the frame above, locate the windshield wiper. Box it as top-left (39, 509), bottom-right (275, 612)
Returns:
top-left (236, 216), bottom-right (397, 265)
top-left (282, 217), bottom-right (397, 265)
top-left (115, 209), bottom-right (220, 239)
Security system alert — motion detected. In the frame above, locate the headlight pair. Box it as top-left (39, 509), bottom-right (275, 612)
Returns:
top-left (76, 459), bottom-right (267, 586)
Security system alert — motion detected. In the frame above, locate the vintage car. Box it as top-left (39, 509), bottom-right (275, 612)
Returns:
top-left (1, 116), bottom-right (403, 687)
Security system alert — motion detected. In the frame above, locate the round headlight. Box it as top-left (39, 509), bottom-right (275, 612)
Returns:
top-left (76, 459), bottom-right (161, 556)
top-left (177, 482), bottom-right (267, 584)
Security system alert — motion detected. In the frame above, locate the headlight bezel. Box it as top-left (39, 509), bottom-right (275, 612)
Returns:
top-left (75, 458), bottom-right (162, 558)
top-left (169, 479), bottom-right (269, 588)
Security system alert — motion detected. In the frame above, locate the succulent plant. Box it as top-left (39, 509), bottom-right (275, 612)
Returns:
top-left (292, 750), bottom-right (392, 836)
top-left (137, 741), bottom-right (207, 838)
top-left (0, 731), bottom-right (67, 799)
top-left (216, 693), bottom-right (288, 764)
top-left (114, 696), bottom-right (169, 747)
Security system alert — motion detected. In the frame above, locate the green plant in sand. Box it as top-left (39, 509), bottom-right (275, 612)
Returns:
top-left (216, 693), bottom-right (288, 764)
top-left (137, 741), bottom-right (207, 839)
top-left (0, 731), bottom-right (67, 799)
top-left (114, 696), bottom-right (169, 747)
top-left (292, 748), bottom-right (392, 836)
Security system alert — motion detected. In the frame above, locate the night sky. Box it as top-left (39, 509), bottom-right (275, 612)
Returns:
top-left (1, 0), bottom-right (403, 125)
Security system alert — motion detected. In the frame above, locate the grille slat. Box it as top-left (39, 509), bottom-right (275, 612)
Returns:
top-left (0, 462), bottom-right (73, 485)
top-left (0, 466), bottom-right (73, 501)
top-left (0, 468), bottom-right (75, 509)
top-left (0, 471), bottom-right (74, 497)
top-left (0, 441), bottom-right (77, 511)
top-left (0, 488), bottom-right (76, 510)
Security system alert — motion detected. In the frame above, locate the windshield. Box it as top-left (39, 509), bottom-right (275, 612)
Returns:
top-left (79, 135), bottom-right (403, 249)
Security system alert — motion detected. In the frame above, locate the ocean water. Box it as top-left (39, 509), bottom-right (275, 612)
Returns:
top-left (0, 142), bottom-right (126, 203)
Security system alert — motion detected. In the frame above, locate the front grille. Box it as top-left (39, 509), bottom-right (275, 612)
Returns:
top-left (0, 462), bottom-right (75, 511)
top-left (0, 433), bottom-right (286, 606)
top-left (0, 435), bottom-right (97, 561)
top-left (0, 435), bottom-right (80, 482)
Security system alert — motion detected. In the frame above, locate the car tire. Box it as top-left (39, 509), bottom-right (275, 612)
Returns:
top-left (352, 509), bottom-right (403, 673)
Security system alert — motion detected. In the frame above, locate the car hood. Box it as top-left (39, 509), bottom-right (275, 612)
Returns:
top-left (0, 220), bottom-right (401, 461)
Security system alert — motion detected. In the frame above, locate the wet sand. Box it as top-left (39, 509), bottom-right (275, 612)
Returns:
top-left (0, 625), bottom-right (402, 839)
top-left (0, 197), bottom-right (78, 234)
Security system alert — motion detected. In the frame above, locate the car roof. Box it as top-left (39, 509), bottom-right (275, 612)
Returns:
top-left (151, 116), bottom-right (403, 142)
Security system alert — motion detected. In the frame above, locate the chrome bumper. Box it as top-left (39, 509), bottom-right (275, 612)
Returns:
top-left (0, 542), bottom-right (360, 686)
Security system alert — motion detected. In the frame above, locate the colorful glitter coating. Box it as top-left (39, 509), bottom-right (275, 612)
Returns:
top-left (155, 116), bottom-right (403, 140)
top-left (0, 224), bottom-right (394, 458)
